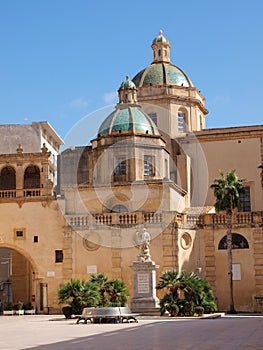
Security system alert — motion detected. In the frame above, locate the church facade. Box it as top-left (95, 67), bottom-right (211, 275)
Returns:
top-left (0, 31), bottom-right (263, 313)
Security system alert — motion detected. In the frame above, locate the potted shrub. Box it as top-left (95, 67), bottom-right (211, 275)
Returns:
top-left (3, 302), bottom-right (14, 316)
top-left (202, 300), bottom-right (218, 314)
top-left (14, 301), bottom-right (24, 315)
top-left (24, 302), bottom-right (36, 315)
top-left (159, 293), bottom-right (179, 317)
top-left (62, 306), bottom-right (72, 319)
top-left (168, 303), bottom-right (179, 317)
top-left (194, 306), bottom-right (205, 316)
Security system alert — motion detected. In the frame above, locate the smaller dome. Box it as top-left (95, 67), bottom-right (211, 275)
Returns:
top-left (152, 30), bottom-right (169, 45)
top-left (98, 106), bottom-right (159, 137)
top-left (119, 76), bottom-right (136, 90)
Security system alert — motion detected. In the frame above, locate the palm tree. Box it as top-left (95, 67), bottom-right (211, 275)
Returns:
top-left (106, 279), bottom-right (129, 306)
top-left (156, 270), bottom-right (217, 316)
top-left (89, 273), bottom-right (129, 307)
top-left (211, 170), bottom-right (244, 314)
top-left (58, 279), bottom-right (100, 315)
top-left (156, 270), bottom-right (181, 316)
top-left (156, 269), bottom-right (181, 292)
top-left (89, 273), bottom-right (110, 307)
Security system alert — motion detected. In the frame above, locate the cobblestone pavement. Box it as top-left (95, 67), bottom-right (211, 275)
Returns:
top-left (0, 314), bottom-right (263, 350)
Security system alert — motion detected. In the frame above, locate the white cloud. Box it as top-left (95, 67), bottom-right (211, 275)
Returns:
top-left (103, 91), bottom-right (117, 104)
top-left (69, 97), bottom-right (89, 108)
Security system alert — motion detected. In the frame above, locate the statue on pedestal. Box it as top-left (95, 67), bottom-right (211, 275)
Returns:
top-left (136, 228), bottom-right (151, 262)
top-left (131, 228), bottom-right (160, 314)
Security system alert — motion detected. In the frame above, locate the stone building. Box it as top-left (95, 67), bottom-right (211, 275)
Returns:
top-left (0, 123), bottom-right (64, 313)
top-left (0, 31), bottom-right (262, 313)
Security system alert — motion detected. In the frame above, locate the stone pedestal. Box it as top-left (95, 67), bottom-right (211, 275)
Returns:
top-left (130, 261), bottom-right (160, 315)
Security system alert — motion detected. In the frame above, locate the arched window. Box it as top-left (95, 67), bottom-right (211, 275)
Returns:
top-left (0, 166), bottom-right (16, 190)
top-left (111, 205), bottom-right (128, 213)
top-left (218, 233), bottom-right (249, 250)
top-left (24, 166), bottom-right (40, 189)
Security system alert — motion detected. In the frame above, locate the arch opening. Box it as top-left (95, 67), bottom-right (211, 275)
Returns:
top-left (0, 247), bottom-right (37, 312)
top-left (24, 166), bottom-right (40, 189)
top-left (0, 166), bottom-right (16, 190)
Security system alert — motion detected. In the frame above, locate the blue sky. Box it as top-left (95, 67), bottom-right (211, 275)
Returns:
top-left (1, 0), bottom-right (263, 145)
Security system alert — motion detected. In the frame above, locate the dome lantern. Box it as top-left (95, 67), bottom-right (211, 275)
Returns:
top-left (118, 76), bottom-right (138, 104)
top-left (151, 30), bottom-right (171, 63)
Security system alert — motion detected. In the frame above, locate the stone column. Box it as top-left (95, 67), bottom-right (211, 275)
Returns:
top-left (42, 283), bottom-right (49, 314)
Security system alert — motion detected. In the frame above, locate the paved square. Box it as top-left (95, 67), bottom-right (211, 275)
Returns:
top-left (0, 315), bottom-right (263, 350)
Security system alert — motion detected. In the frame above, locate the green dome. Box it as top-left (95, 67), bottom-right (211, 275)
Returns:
top-left (132, 62), bottom-right (193, 88)
top-left (98, 106), bottom-right (159, 137)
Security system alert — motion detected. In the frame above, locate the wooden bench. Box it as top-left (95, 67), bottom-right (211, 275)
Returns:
top-left (76, 307), bottom-right (139, 324)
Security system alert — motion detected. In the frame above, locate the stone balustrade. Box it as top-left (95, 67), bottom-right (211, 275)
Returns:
top-left (185, 211), bottom-right (263, 227)
top-left (66, 211), bottom-right (181, 229)
top-left (0, 188), bottom-right (53, 200)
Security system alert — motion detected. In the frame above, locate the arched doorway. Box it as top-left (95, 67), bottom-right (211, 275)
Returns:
top-left (0, 247), bottom-right (36, 312)
top-left (215, 232), bottom-right (253, 312)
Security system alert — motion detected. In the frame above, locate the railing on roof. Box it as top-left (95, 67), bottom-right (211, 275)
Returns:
top-left (185, 211), bottom-right (262, 226)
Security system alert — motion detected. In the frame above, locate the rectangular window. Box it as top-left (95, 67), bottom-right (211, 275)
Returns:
top-left (14, 228), bottom-right (25, 240)
top-left (55, 250), bottom-right (63, 263)
top-left (34, 235), bottom-right (38, 243)
top-left (144, 155), bottom-right (154, 176)
top-left (115, 157), bottom-right (126, 175)
top-left (239, 187), bottom-right (251, 212)
top-left (178, 112), bottom-right (186, 132)
top-left (148, 113), bottom-right (157, 125)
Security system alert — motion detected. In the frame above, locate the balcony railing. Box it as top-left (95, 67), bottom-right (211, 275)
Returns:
top-left (0, 188), bottom-right (53, 199)
top-left (66, 211), bottom-right (178, 229)
top-left (185, 211), bottom-right (263, 226)
top-left (0, 190), bottom-right (16, 198)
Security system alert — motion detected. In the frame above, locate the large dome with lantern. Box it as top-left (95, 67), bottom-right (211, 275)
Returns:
top-left (132, 30), bottom-right (193, 88)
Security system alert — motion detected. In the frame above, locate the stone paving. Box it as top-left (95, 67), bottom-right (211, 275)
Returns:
top-left (0, 314), bottom-right (263, 350)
